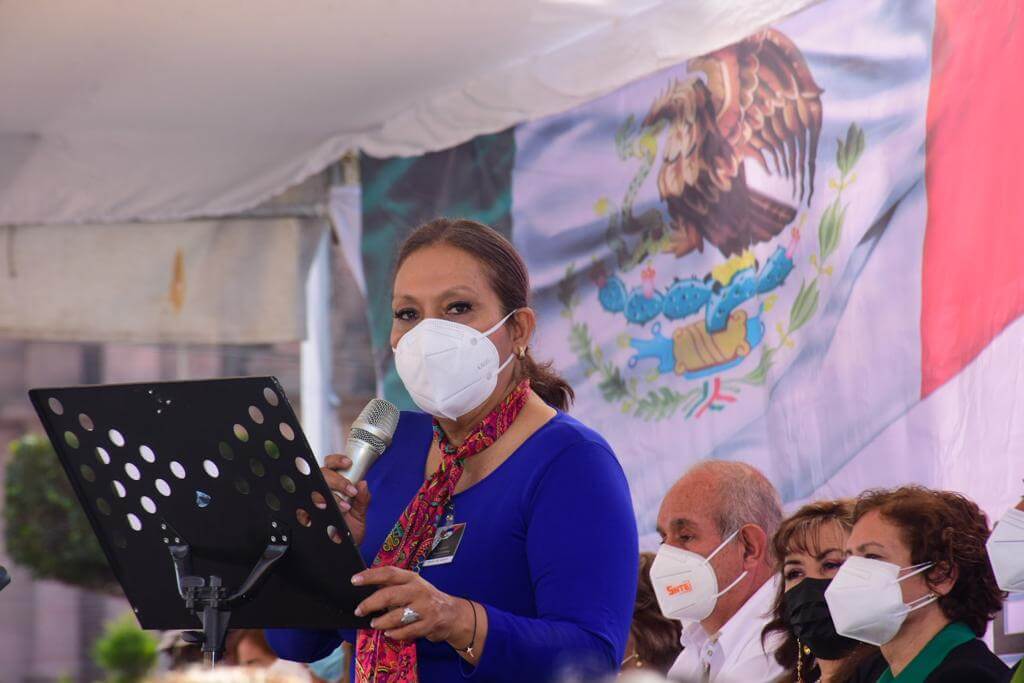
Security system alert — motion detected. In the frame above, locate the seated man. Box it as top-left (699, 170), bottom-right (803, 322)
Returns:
top-left (653, 460), bottom-right (784, 682)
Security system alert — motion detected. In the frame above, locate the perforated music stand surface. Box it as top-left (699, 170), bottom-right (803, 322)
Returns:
top-left (29, 377), bottom-right (373, 630)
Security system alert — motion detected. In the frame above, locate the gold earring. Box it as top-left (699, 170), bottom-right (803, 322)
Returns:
top-left (516, 346), bottom-right (526, 359)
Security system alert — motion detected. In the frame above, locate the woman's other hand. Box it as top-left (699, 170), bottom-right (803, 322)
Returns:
top-left (352, 567), bottom-right (476, 647)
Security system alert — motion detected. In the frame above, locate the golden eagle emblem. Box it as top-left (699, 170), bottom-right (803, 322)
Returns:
top-left (644, 29), bottom-right (823, 258)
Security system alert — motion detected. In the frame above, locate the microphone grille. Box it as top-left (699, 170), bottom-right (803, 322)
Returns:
top-left (351, 398), bottom-right (400, 450)
top-left (349, 427), bottom-right (386, 452)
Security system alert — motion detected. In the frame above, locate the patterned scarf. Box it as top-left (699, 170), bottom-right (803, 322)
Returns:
top-left (355, 379), bottom-right (531, 683)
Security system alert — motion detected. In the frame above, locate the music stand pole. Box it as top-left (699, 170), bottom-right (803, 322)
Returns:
top-left (165, 521), bottom-right (290, 669)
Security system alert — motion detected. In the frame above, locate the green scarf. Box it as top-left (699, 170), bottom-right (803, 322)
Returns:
top-left (877, 622), bottom-right (975, 682)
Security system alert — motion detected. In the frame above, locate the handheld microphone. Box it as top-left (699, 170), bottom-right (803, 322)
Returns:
top-left (338, 398), bottom-right (400, 485)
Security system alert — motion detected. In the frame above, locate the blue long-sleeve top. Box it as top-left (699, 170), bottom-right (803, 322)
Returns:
top-left (267, 410), bottom-right (638, 682)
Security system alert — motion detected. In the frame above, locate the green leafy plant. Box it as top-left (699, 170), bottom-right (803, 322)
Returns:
top-left (4, 434), bottom-right (118, 592)
top-left (92, 613), bottom-right (158, 683)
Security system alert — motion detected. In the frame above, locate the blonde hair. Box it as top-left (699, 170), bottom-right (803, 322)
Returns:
top-left (762, 499), bottom-right (862, 682)
top-left (771, 499), bottom-right (855, 561)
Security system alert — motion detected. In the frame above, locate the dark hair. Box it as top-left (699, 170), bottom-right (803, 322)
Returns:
top-left (761, 500), bottom-right (872, 682)
top-left (853, 486), bottom-right (1005, 636)
top-left (631, 552), bottom-right (683, 674)
top-left (395, 217), bottom-right (574, 411)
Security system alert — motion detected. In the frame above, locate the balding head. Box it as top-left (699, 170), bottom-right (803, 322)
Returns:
top-left (658, 459), bottom-right (782, 553)
top-left (689, 460), bottom-right (782, 543)
top-left (656, 460), bottom-right (783, 632)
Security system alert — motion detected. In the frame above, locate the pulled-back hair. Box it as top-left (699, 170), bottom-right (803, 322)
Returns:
top-left (853, 486), bottom-right (1005, 636)
top-left (395, 217), bottom-right (574, 410)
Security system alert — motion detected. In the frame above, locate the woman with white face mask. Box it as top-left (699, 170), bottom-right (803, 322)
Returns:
top-left (826, 487), bottom-right (1007, 682)
top-left (267, 218), bottom-right (639, 683)
top-left (988, 495), bottom-right (1024, 682)
top-left (987, 496), bottom-right (1024, 596)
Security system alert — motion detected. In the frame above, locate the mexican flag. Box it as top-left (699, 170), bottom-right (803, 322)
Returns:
top-left (343, 0), bottom-right (1024, 540)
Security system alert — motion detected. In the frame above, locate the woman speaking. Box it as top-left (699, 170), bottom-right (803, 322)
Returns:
top-left (268, 218), bottom-right (639, 682)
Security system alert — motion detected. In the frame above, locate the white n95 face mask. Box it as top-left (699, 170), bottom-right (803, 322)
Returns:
top-left (824, 556), bottom-right (937, 646)
top-left (393, 310), bottom-right (518, 420)
top-left (987, 507), bottom-right (1024, 592)
top-left (650, 529), bottom-right (748, 623)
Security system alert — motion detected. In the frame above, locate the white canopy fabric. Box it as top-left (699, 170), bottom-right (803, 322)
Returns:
top-left (0, 0), bottom-right (816, 226)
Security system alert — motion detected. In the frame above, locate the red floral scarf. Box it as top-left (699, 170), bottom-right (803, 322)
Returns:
top-left (355, 379), bottom-right (531, 683)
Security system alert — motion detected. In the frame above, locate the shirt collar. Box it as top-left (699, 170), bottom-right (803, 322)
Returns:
top-left (716, 575), bottom-right (778, 659)
top-left (678, 576), bottom-right (778, 658)
top-left (679, 619), bottom-right (709, 650)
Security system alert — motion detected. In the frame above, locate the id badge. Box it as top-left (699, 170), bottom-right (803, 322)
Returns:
top-left (422, 522), bottom-right (466, 567)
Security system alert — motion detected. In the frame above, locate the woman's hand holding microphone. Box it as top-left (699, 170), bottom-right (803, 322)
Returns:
top-left (317, 454), bottom-right (371, 544)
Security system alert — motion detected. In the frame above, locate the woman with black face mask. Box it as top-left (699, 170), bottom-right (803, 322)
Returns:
top-left (761, 500), bottom-right (875, 682)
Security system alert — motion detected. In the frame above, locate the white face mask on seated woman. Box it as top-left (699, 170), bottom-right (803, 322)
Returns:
top-left (987, 507), bottom-right (1024, 593)
top-left (393, 310), bottom-right (519, 420)
top-left (824, 556), bottom-right (937, 646)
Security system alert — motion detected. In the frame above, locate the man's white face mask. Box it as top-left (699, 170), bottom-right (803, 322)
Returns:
top-left (649, 528), bottom-right (748, 623)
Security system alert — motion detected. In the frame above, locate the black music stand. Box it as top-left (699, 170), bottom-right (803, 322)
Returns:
top-left (29, 377), bottom-right (374, 667)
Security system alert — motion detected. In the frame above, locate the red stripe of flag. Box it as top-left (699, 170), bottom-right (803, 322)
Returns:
top-left (921, 0), bottom-right (1024, 397)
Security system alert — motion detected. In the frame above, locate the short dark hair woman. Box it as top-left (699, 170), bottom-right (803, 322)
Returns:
top-left (827, 486), bottom-right (1008, 682)
top-left (267, 218), bottom-right (639, 682)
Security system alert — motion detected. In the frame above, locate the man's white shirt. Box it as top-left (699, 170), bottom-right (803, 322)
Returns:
top-left (667, 577), bottom-right (784, 683)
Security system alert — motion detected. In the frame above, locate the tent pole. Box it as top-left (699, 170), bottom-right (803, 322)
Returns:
top-left (175, 343), bottom-right (189, 380)
top-left (300, 224), bottom-right (335, 465)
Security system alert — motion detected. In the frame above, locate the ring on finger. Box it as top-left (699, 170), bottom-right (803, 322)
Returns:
top-left (400, 607), bottom-right (421, 625)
